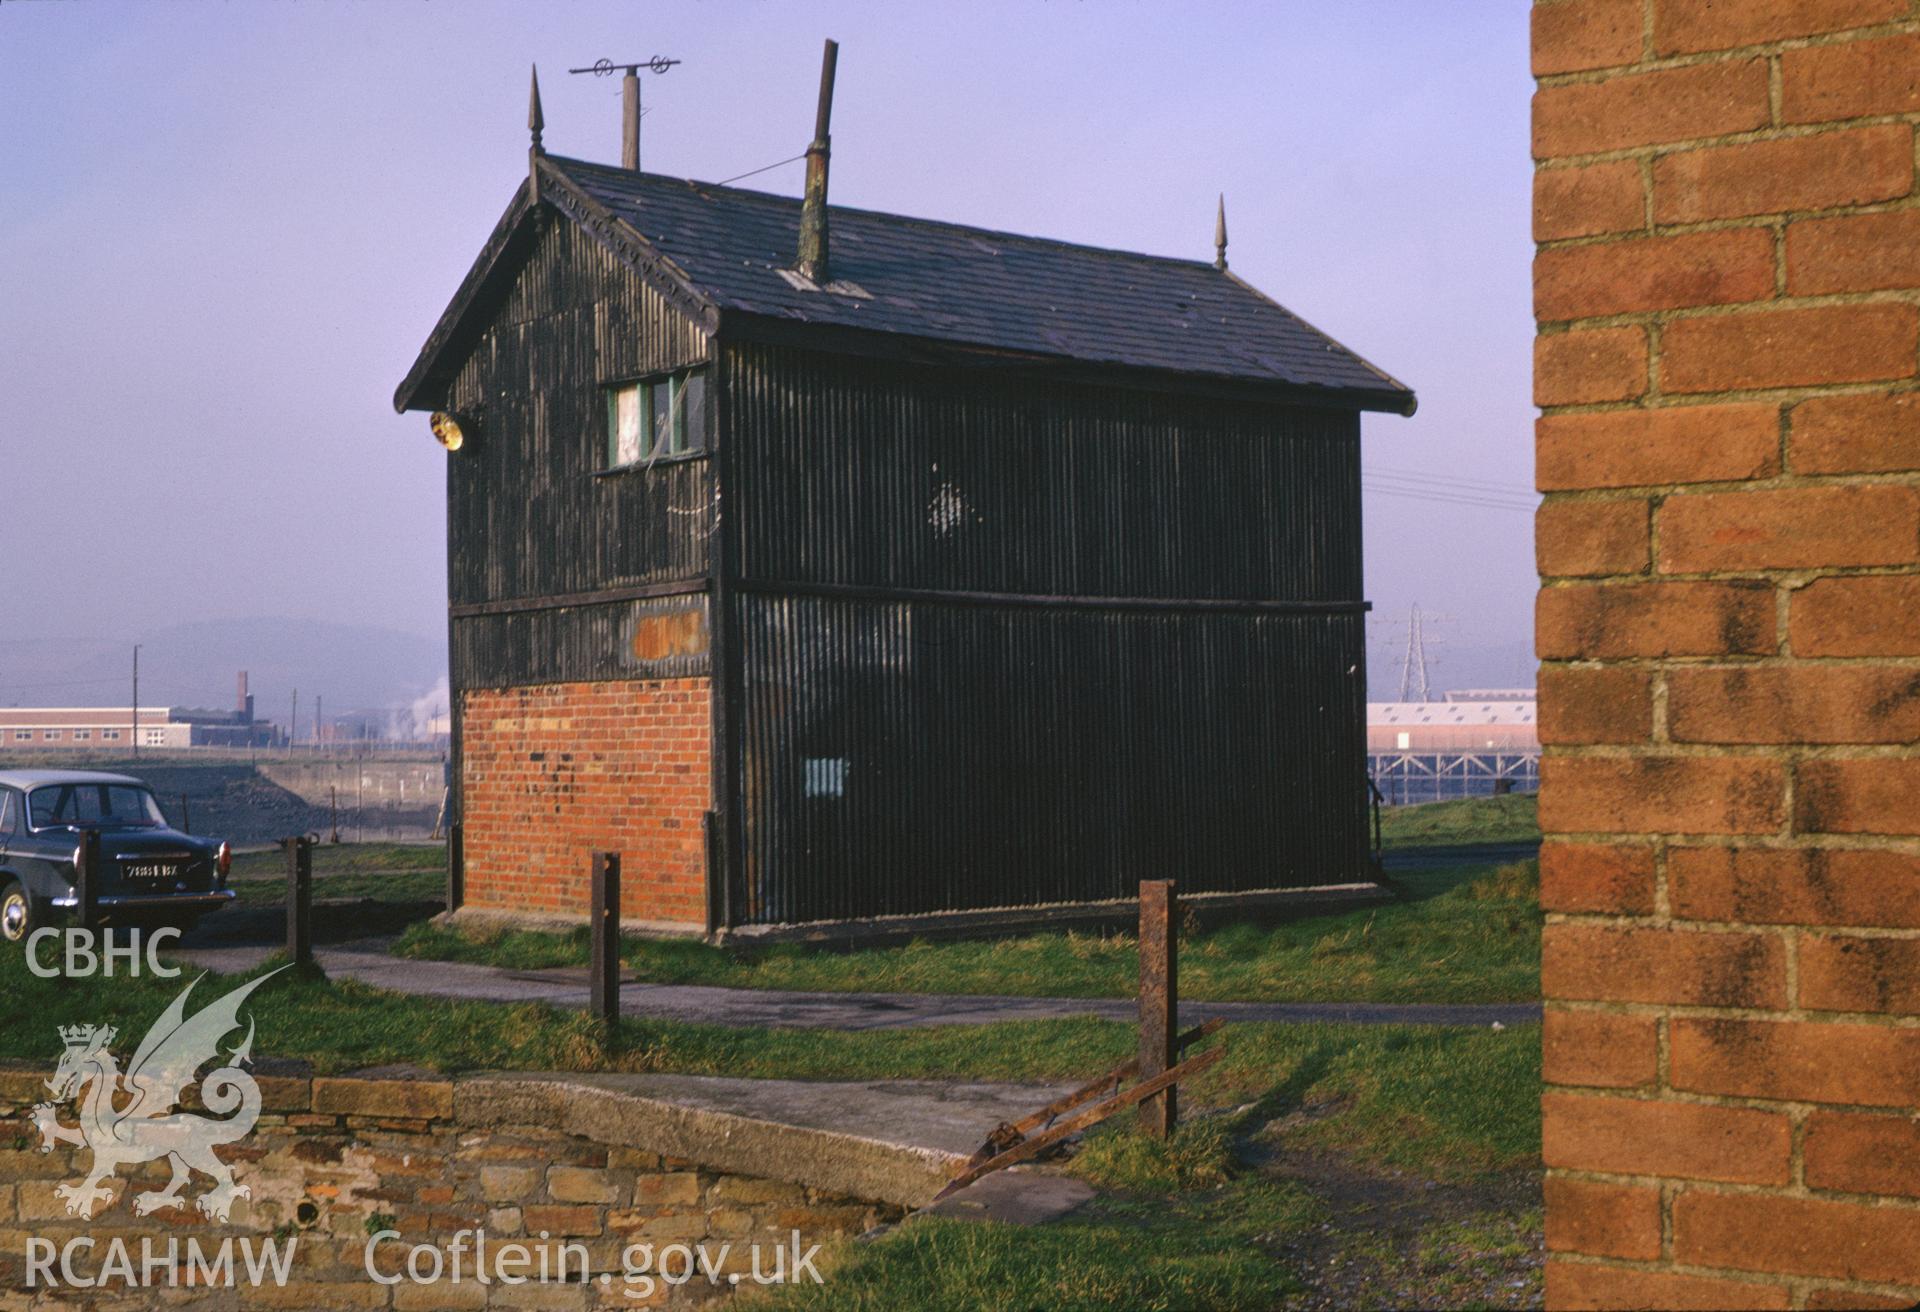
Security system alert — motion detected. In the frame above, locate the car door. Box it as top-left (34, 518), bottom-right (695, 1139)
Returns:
top-left (17, 786), bottom-right (76, 904)
top-left (0, 787), bottom-right (37, 899)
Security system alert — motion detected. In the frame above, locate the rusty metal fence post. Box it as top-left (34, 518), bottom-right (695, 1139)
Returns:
top-left (74, 830), bottom-right (100, 931)
top-left (285, 835), bottom-right (313, 970)
top-left (590, 852), bottom-right (621, 1022)
top-left (1138, 879), bottom-right (1178, 1138)
top-left (447, 822), bottom-right (464, 911)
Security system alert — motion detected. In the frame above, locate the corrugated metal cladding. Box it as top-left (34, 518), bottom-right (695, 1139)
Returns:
top-left (734, 594), bottom-right (1370, 924)
top-left (725, 343), bottom-right (1362, 600)
top-left (454, 595), bottom-right (710, 691)
top-left (723, 340), bottom-right (1373, 925)
top-left (445, 214), bottom-right (713, 609)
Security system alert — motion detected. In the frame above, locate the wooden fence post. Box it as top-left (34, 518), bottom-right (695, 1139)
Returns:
top-left (1138, 879), bottom-right (1178, 1138)
top-left (590, 852), bottom-right (621, 1022)
top-left (285, 835), bottom-right (313, 969)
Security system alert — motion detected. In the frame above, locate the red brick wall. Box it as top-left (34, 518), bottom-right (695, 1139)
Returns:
top-left (461, 679), bottom-right (711, 925)
top-left (1535, 2), bottom-right (1920, 1306)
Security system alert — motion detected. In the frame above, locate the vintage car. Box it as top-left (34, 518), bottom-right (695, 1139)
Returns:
top-left (0, 769), bottom-right (234, 942)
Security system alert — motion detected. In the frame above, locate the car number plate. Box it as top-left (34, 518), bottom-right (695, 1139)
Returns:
top-left (122, 863), bottom-right (178, 882)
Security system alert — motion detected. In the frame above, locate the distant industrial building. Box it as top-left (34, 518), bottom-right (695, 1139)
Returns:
top-left (0, 672), bottom-right (280, 751)
top-left (1368, 689), bottom-right (1537, 804)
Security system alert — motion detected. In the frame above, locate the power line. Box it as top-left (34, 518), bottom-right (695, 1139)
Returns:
top-left (714, 152), bottom-right (808, 187)
top-left (1362, 483), bottom-right (1535, 513)
top-left (1365, 476), bottom-right (1535, 505)
top-left (1368, 463), bottom-right (1536, 497)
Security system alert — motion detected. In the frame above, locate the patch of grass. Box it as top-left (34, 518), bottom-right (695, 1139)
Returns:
top-left (1330, 1205), bottom-right (1544, 1309)
top-left (394, 922), bottom-right (593, 970)
top-left (394, 859), bottom-right (1541, 1005)
top-left (1272, 1024), bottom-right (1541, 1176)
top-left (1378, 794), bottom-right (1539, 849)
top-left (763, 1182), bottom-right (1319, 1312)
top-left (226, 867), bottom-right (444, 908)
top-left (228, 842), bottom-right (445, 882)
top-left (1072, 1113), bottom-right (1239, 1195)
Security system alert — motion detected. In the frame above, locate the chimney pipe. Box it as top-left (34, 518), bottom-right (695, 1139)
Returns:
top-left (796, 38), bottom-right (839, 285)
top-left (622, 67), bottom-right (640, 170)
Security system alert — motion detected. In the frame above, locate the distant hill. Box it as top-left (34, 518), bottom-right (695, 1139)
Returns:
top-left (0, 617), bottom-right (447, 728)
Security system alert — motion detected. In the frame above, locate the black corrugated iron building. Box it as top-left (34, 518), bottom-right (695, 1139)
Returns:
top-left (394, 59), bottom-right (1414, 936)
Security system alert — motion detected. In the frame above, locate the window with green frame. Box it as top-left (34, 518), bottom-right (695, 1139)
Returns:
top-left (607, 370), bottom-right (707, 466)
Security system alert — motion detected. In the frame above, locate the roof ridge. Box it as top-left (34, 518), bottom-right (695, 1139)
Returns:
top-left (547, 155), bottom-right (1228, 273)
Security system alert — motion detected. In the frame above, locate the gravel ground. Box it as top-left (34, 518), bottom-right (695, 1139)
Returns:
top-left (1255, 1136), bottom-right (1542, 1310)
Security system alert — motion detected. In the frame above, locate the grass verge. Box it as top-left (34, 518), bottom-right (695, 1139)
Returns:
top-left (762, 1181), bottom-right (1320, 1312)
top-left (226, 868), bottom-right (444, 908)
top-left (394, 859), bottom-right (1540, 1005)
top-left (228, 841), bottom-right (445, 881)
top-left (1378, 793), bottom-right (1538, 849)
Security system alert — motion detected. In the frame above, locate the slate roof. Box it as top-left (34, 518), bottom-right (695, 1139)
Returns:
top-left (558, 158), bottom-right (1413, 411)
top-left (396, 155), bottom-right (1415, 414)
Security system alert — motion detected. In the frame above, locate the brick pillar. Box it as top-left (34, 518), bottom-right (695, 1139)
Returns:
top-left (1534, 3), bottom-right (1920, 1307)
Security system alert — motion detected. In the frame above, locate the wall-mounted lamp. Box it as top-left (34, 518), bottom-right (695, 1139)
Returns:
top-left (429, 411), bottom-right (470, 451)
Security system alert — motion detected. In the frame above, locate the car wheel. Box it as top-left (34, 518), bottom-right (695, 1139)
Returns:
top-left (0, 881), bottom-right (36, 945)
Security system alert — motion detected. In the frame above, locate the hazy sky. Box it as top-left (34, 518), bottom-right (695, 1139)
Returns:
top-left (1, 1), bottom-right (1535, 688)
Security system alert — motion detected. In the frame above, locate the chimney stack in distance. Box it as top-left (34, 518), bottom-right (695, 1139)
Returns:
top-left (796, 38), bottom-right (839, 285)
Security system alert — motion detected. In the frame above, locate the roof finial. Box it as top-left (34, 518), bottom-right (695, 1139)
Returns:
top-left (1214, 194), bottom-right (1228, 271)
top-left (528, 65), bottom-right (545, 201)
top-left (528, 64), bottom-right (546, 154)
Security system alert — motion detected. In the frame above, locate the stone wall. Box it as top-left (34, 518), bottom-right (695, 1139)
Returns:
top-left (1533, 1), bottom-right (1920, 1306)
top-left (0, 1064), bottom-right (899, 1309)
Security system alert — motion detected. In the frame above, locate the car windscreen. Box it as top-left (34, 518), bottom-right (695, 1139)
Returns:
top-left (27, 783), bottom-right (166, 830)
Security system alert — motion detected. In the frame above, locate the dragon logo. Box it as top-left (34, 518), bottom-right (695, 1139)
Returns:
top-left (31, 970), bottom-right (283, 1221)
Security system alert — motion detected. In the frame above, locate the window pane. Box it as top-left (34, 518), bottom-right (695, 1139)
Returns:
top-left (649, 380), bottom-right (674, 457)
top-left (611, 385), bottom-right (644, 466)
top-left (667, 377), bottom-right (690, 455)
top-left (681, 373), bottom-right (707, 452)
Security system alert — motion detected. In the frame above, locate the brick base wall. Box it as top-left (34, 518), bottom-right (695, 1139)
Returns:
top-left (1535, 2), bottom-right (1920, 1307)
top-left (461, 680), bottom-right (712, 925)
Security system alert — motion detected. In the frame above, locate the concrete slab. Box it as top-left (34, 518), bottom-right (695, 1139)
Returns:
top-left (460, 1071), bottom-right (1074, 1209)
top-left (173, 941), bottom-right (1541, 1031)
top-left (922, 1172), bottom-right (1097, 1226)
